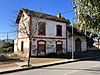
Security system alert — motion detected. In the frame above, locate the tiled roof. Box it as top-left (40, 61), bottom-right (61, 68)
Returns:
top-left (67, 26), bottom-right (86, 36)
top-left (16, 8), bottom-right (70, 24)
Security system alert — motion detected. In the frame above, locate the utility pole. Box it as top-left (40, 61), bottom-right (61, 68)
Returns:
top-left (7, 33), bottom-right (8, 42)
top-left (72, 18), bottom-right (74, 60)
top-left (71, 6), bottom-right (77, 60)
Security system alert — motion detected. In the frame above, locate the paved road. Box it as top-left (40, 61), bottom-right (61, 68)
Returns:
top-left (2, 58), bottom-right (100, 75)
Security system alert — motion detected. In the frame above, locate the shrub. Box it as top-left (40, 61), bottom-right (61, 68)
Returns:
top-left (86, 37), bottom-right (94, 48)
top-left (0, 42), bottom-right (14, 53)
top-left (0, 54), bottom-right (7, 59)
top-left (2, 42), bottom-right (14, 48)
top-left (7, 47), bottom-right (14, 53)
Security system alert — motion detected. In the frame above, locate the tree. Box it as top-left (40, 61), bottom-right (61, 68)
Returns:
top-left (73, 0), bottom-right (100, 36)
top-left (15, 8), bottom-right (49, 67)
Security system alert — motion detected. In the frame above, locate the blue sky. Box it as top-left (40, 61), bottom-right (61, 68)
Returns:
top-left (0, 0), bottom-right (75, 39)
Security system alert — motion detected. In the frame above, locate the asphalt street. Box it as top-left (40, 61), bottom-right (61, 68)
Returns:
top-left (2, 58), bottom-right (100, 75)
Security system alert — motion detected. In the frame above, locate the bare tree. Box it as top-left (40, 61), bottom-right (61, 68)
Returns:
top-left (15, 9), bottom-right (47, 67)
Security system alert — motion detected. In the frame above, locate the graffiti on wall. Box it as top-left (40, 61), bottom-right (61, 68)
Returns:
top-left (47, 45), bottom-right (54, 50)
top-left (47, 40), bottom-right (55, 44)
top-left (31, 45), bottom-right (37, 54)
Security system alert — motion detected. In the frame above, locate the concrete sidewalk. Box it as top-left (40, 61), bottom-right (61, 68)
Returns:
top-left (0, 55), bottom-right (99, 74)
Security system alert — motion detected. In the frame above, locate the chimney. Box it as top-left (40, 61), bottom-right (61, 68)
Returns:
top-left (56, 12), bottom-right (62, 18)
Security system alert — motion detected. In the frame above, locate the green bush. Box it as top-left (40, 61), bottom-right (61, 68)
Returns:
top-left (86, 37), bottom-right (94, 48)
top-left (7, 47), bottom-right (14, 52)
top-left (0, 54), bottom-right (20, 60)
top-left (0, 54), bottom-right (7, 59)
top-left (2, 42), bottom-right (14, 48)
top-left (0, 42), bottom-right (14, 53)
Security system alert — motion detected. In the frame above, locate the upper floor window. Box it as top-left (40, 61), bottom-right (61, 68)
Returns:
top-left (56, 25), bottom-right (62, 36)
top-left (38, 22), bottom-right (46, 35)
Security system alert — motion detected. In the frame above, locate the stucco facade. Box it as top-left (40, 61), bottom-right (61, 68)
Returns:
top-left (30, 18), bottom-right (67, 56)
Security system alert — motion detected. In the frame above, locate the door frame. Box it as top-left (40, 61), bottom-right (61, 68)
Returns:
top-left (75, 38), bottom-right (81, 52)
top-left (56, 41), bottom-right (63, 54)
top-left (37, 40), bottom-right (46, 56)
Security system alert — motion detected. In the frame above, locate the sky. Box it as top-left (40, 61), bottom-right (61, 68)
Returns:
top-left (0, 0), bottom-right (75, 39)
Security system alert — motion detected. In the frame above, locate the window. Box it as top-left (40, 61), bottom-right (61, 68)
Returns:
top-left (38, 22), bottom-right (46, 35)
top-left (56, 25), bottom-right (62, 36)
top-left (21, 41), bottom-right (24, 51)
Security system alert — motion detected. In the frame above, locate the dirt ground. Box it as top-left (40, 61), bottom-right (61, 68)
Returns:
top-left (30, 57), bottom-right (65, 64)
top-left (0, 57), bottom-right (65, 69)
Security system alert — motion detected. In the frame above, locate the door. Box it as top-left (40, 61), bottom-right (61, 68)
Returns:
top-left (75, 38), bottom-right (81, 52)
top-left (56, 41), bottom-right (63, 54)
top-left (37, 40), bottom-right (46, 56)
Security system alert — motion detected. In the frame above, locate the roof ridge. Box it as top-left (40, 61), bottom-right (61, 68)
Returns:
top-left (22, 8), bottom-right (57, 17)
top-left (16, 8), bottom-right (70, 24)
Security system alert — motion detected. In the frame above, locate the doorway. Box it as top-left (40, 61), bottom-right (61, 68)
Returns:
top-left (75, 38), bottom-right (81, 52)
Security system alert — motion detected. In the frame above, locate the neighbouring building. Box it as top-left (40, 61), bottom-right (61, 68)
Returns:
top-left (67, 27), bottom-right (87, 52)
top-left (93, 37), bottom-right (100, 49)
top-left (14, 8), bottom-right (87, 57)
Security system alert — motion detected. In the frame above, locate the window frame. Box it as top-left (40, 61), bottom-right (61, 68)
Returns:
top-left (56, 25), bottom-right (62, 36)
top-left (38, 22), bottom-right (46, 35)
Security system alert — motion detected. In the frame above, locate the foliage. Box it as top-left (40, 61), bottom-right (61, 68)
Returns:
top-left (2, 42), bottom-right (13, 48)
top-left (0, 53), bottom-right (20, 60)
top-left (86, 37), bottom-right (94, 47)
top-left (0, 42), bottom-right (14, 53)
top-left (0, 54), bottom-right (7, 59)
top-left (73, 0), bottom-right (100, 36)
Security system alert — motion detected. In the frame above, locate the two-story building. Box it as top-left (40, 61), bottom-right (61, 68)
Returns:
top-left (14, 8), bottom-right (69, 56)
top-left (14, 8), bottom-right (87, 57)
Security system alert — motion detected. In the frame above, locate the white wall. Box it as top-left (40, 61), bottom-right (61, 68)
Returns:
top-left (14, 38), bottom-right (17, 52)
top-left (18, 12), bottom-right (30, 38)
top-left (31, 38), bottom-right (67, 56)
top-left (31, 17), bottom-right (67, 38)
top-left (17, 38), bottom-right (29, 52)
top-left (31, 17), bottom-right (67, 56)
top-left (14, 11), bottom-right (30, 53)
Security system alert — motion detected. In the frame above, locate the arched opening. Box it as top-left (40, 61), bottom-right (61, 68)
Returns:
top-left (75, 38), bottom-right (81, 52)
top-left (56, 41), bottom-right (63, 54)
top-left (37, 40), bottom-right (46, 56)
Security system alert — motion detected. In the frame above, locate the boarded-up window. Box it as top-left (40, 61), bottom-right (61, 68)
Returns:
top-left (56, 25), bottom-right (62, 36)
top-left (38, 22), bottom-right (46, 35)
top-left (37, 40), bottom-right (46, 56)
